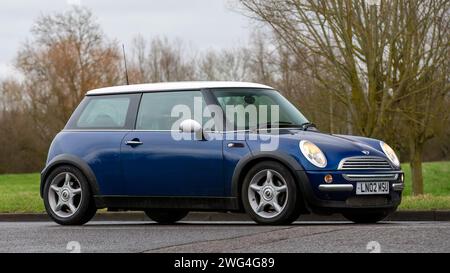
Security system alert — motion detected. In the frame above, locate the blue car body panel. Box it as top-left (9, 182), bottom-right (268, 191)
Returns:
top-left (120, 131), bottom-right (224, 196)
top-left (245, 130), bottom-right (388, 171)
top-left (46, 131), bottom-right (128, 195)
top-left (223, 133), bottom-right (252, 196)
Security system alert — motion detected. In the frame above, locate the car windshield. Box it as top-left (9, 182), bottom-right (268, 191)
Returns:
top-left (213, 88), bottom-right (309, 131)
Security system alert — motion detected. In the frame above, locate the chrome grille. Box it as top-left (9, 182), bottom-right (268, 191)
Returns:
top-left (343, 173), bottom-right (398, 181)
top-left (338, 156), bottom-right (392, 170)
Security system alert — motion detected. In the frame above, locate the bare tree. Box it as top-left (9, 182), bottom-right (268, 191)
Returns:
top-left (130, 36), bottom-right (196, 83)
top-left (197, 46), bottom-right (252, 81)
top-left (14, 6), bottom-right (122, 158)
top-left (0, 79), bottom-right (44, 172)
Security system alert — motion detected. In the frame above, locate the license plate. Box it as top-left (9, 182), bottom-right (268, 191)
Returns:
top-left (356, 182), bottom-right (389, 195)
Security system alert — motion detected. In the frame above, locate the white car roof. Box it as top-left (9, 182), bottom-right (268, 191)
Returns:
top-left (86, 81), bottom-right (274, 95)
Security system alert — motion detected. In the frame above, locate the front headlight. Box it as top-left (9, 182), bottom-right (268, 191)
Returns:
top-left (299, 140), bottom-right (327, 168)
top-left (380, 141), bottom-right (400, 167)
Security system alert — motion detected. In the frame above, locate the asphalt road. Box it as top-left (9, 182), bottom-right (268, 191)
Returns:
top-left (0, 221), bottom-right (449, 253)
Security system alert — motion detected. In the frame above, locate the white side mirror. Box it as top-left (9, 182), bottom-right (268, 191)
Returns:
top-left (179, 119), bottom-right (203, 140)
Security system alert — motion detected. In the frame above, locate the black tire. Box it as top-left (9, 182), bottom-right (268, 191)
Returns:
top-left (241, 161), bottom-right (301, 225)
top-left (145, 209), bottom-right (189, 224)
top-left (43, 165), bottom-right (97, 225)
top-left (342, 210), bottom-right (390, 224)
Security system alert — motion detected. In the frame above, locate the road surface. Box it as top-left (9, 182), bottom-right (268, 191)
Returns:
top-left (0, 221), bottom-right (449, 253)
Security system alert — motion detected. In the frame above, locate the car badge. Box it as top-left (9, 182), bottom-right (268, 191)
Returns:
top-left (362, 150), bottom-right (370, 155)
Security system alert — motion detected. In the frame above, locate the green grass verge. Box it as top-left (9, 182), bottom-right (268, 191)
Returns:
top-left (398, 161), bottom-right (450, 210)
top-left (399, 195), bottom-right (450, 210)
top-left (0, 161), bottom-right (449, 213)
top-left (0, 173), bottom-right (44, 213)
top-left (401, 161), bottom-right (450, 196)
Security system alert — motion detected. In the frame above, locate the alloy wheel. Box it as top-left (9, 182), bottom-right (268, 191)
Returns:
top-left (248, 169), bottom-right (288, 219)
top-left (48, 172), bottom-right (82, 218)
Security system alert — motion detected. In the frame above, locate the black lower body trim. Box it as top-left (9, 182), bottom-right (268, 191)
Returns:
top-left (94, 196), bottom-right (240, 211)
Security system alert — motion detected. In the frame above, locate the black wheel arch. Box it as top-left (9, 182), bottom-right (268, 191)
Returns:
top-left (40, 154), bottom-right (100, 198)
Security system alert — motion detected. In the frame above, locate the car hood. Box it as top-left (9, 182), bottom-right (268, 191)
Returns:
top-left (245, 129), bottom-right (391, 171)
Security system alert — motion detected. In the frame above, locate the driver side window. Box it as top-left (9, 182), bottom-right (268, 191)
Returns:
top-left (136, 91), bottom-right (207, 131)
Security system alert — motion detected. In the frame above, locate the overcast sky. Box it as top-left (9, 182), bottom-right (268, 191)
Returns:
top-left (0, 0), bottom-right (253, 78)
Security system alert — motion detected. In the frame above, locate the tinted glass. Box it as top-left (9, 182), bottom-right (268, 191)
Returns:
top-left (137, 91), bottom-right (207, 130)
top-left (76, 96), bottom-right (130, 128)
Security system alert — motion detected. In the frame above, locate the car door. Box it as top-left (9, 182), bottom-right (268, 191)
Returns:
top-left (62, 94), bottom-right (140, 195)
top-left (121, 90), bottom-right (224, 196)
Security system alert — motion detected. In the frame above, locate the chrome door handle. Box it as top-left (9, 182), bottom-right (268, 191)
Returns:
top-left (227, 142), bottom-right (245, 148)
top-left (126, 140), bottom-right (143, 146)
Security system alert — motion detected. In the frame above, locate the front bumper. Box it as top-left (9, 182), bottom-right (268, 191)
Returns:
top-left (318, 182), bottom-right (404, 192)
top-left (296, 170), bottom-right (404, 214)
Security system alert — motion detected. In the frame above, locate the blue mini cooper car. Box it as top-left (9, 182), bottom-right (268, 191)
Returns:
top-left (41, 82), bottom-right (404, 225)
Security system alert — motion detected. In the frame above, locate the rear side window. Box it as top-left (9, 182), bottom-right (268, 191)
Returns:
top-left (66, 94), bottom-right (140, 130)
top-left (77, 97), bottom-right (129, 128)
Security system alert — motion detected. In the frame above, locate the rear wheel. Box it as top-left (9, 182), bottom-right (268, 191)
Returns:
top-left (242, 161), bottom-right (301, 225)
top-left (343, 210), bottom-right (390, 224)
top-left (145, 209), bottom-right (189, 224)
top-left (43, 165), bottom-right (97, 225)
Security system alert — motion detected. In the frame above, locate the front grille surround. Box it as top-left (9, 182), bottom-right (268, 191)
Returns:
top-left (338, 156), bottom-right (393, 171)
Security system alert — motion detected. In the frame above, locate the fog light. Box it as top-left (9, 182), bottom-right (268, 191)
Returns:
top-left (324, 174), bottom-right (333, 183)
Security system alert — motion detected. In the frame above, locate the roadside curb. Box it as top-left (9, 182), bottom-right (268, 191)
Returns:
top-left (1, 210), bottom-right (450, 222)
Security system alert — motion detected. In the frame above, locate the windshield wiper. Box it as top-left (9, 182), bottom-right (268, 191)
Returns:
top-left (300, 122), bottom-right (317, 131)
top-left (258, 121), bottom-right (303, 129)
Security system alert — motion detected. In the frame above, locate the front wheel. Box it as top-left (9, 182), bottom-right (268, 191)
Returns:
top-left (343, 210), bottom-right (391, 224)
top-left (242, 161), bottom-right (301, 225)
top-left (145, 209), bottom-right (189, 224)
